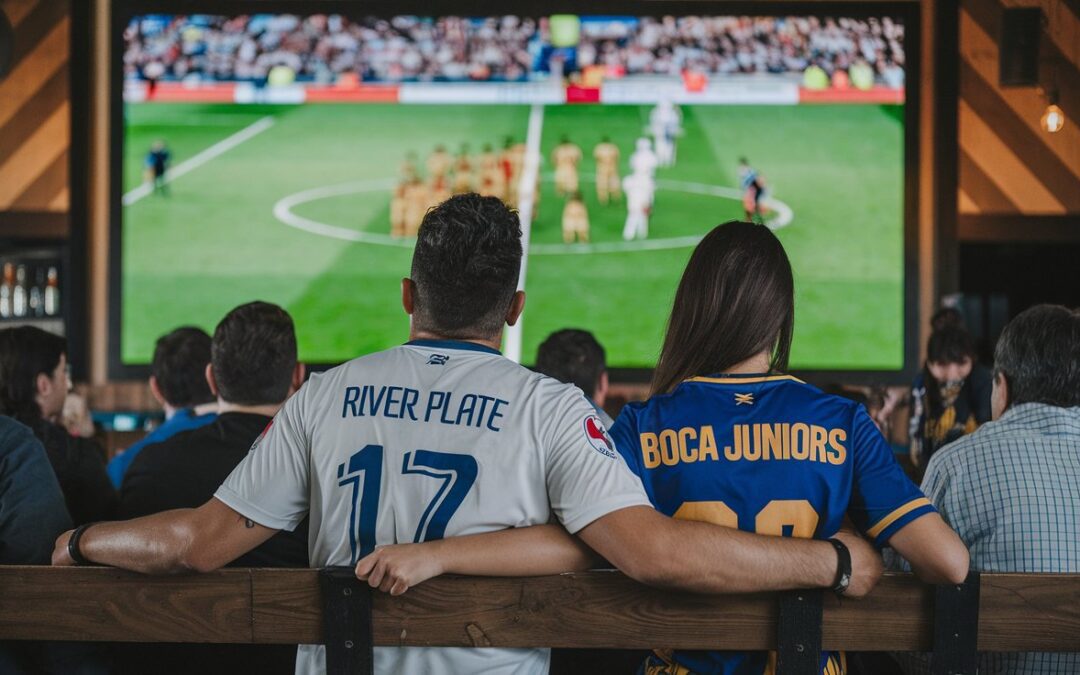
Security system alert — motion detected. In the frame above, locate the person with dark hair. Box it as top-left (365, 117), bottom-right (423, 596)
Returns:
top-left (115, 302), bottom-right (307, 675)
top-left (614, 221), bottom-right (968, 675)
top-left (898, 305), bottom-right (1080, 674)
top-left (0, 327), bottom-right (115, 526)
top-left (56, 197), bottom-right (885, 675)
top-left (908, 325), bottom-right (992, 467)
top-left (535, 328), bottom-right (612, 426)
top-left (106, 326), bottom-right (218, 488)
top-left (929, 306), bottom-right (965, 332)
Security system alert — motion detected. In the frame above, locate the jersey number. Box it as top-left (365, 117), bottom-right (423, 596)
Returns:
top-left (337, 444), bottom-right (478, 563)
top-left (674, 499), bottom-right (819, 538)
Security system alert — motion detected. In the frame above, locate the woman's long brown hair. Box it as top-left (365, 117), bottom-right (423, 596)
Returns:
top-left (651, 221), bottom-right (795, 395)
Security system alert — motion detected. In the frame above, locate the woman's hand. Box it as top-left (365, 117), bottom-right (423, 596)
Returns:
top-left (354, 542), bottom-right (446, 596)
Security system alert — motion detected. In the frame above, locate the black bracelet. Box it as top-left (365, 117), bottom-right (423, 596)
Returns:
top-left (827, 538), bottom-right (852, 596)
top-left (67, 523), bottom-right (95, 566)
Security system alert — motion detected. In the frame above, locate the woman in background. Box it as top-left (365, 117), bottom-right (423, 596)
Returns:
top-left (0, 327), bottom-right (115, 525)
top-left (908, 324), bottom-right (992, 468)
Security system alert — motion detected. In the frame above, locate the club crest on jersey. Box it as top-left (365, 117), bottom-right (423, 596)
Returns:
top-left (735, 393), bottom-right (754, 406)
top-left (583, 415), bottom-right (617, 458)
top-left (427, 353), bottom-right (450, 365)
top-left (249, 420), bottom-right (272, 454)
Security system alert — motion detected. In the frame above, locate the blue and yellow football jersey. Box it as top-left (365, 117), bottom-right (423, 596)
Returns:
top-left (610, 373), bottom-right (935, 675)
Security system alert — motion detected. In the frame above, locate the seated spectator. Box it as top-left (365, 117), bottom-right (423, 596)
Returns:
top-left (107, 327), bottom-right (218, 488)
top-left (0, 416), bottom-right (107, 675)
top-left (0, 327), bottom-right (115, 525)
top-left (902, 304), bottom-right (1080, 673)
top-left (0, 416), bottom-right (70, 565)
top-left (115, 302), bottom-right (308, 675)
top-left (909, 325), bottom-right (991, 467)
top-left (535, 328), bottom-right (613, 426)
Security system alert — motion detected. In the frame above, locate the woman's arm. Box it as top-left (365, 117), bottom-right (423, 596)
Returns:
top-left (887, 513), bottom-right (969, 584)
top-left (355, 524), bottom-right (597, 595)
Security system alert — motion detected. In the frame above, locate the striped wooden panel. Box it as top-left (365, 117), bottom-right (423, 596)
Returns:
top-left (959, 0), bottom-right (1080, 214)
top-left (0, 0), bottom-right (69, 212)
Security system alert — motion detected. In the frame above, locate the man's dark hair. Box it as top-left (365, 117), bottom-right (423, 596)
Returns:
top-left (926, 326), bottom-right (976, 366)
top-left (151, 327), bottom-right (214, 408)
top-left (410, 193), bottom-right (522, 340)
top-left (0, 326), bottom-right (66, 425)
top-left (652, 221), bottom-right (794, 395)
top-left (535, 329), bottom-right (607, 399)
top-left (931, 307), bottom-right (966, 332)
top-left (211, 302), bottom-right (297, 406)
top-left (993, 304), bottom-right (1080, 408)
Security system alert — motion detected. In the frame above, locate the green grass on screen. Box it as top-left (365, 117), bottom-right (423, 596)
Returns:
top-left (122, 102), bottom-right (904, 370)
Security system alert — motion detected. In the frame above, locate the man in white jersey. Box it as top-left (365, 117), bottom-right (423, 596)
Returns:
top-left (623, 170), bottom-right (656, 241)
top-left (649, 99), bottom-right (681, 167)
top-left (53, 195), bottom-right (883, 675)
top-left (630, 136), bottom-right (659, 178)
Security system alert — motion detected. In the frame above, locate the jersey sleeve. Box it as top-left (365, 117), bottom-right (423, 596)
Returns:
top-left (847, 405), bottom-right (936, 547)
top-left (214, 383), bottom-right (312, 531)
top-left (544, 393), bottom-right (651, 534)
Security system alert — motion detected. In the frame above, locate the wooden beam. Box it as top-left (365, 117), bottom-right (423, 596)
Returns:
top-left (1, 568), bottom-right (1079, 651)
top-left (0, 210), bottom-right (68, 238)
top-left (957, 214), bottom-right (1080, 242)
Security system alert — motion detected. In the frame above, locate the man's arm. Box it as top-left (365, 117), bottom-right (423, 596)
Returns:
top-left (885, 513), bottom-right (968, 584)
top-left (52, 497), bottom-right (276, 574)
top-left (578, 506), bottom-right (881, 596)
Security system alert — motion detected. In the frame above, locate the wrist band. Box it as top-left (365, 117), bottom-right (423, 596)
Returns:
top-left (67, 523), bottom-right (94, 566)
top-left (827, 538), bottom-right (852, 596)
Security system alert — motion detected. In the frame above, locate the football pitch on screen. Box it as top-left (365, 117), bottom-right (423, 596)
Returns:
top-left (122, 102), bottom-right (904, 370)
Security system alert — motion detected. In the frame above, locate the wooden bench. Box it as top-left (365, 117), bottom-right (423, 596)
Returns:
top-left (1, 568), bottom-right (1078, 674)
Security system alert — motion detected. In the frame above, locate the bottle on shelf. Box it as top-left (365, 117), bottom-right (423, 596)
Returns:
top-left (44, 266), bottom-right (60, 317)
top-left (30, 267), bottom-right (45, 317)
top-left (11, 265), bottom-right (26, 318)
top-left (0, 263), bottom-right (12, 319)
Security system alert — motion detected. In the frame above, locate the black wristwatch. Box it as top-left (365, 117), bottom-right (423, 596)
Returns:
top-left (827, 538), bottom-right (852, 596)
top-left (67, 523), bottom-right (95, 566)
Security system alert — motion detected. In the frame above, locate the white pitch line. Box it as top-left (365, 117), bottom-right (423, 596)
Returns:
top-left (272, 176), bottom-right (794, 252)
top-left (122, 116), bottom-right (276, 206)
top-left (503, 103), bottom-right (545, 364)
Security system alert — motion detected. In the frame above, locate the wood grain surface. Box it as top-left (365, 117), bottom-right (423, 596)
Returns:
top-left (0, 568), bottom-right (1077, 651)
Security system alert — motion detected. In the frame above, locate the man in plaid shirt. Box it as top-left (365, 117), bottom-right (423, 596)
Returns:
top-left (907, 304), bottom-right (1080, 674)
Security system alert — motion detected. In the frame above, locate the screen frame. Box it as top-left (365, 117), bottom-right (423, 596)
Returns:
top-left (108, 0), bottom-right (921, 386)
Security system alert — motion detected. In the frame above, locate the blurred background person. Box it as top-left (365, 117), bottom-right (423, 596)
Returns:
top-left (0, 327), bottom-right (115, 525)
top-left (534, 328), bottom-right (612, 426)
top-left (107, 326), bottom-right (218, 488)
top-left (0, 416), bottom-right (108, 674)
top-left (909, 324), bottom-right (992, 468)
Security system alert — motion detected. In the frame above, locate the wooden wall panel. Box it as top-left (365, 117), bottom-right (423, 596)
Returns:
top-left (0, 0), bottom-right (70, 213)
top-left (959, 0), bottom-right (1080, 214)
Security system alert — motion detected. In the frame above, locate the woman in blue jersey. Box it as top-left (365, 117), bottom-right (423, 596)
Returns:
top-left (609, 220), bottom-right (968, 675)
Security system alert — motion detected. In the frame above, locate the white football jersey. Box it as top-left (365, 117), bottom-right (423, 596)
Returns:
top-left (216, 339), bottom-right (651, 675)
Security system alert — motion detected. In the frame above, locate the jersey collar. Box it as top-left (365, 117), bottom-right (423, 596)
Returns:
top-left (405, 339), bottom-right (502, 355)
top-left (686, 373), bottom-right (805, 385)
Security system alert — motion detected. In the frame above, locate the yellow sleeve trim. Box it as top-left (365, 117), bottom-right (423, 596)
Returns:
top-left (686, 375), bottom-right (806, 385)
top-left (867, 497), bottom-right (933, 539)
